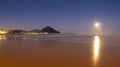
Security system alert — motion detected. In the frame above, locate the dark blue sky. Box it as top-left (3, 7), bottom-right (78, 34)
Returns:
top-left (0, 0), bottom-right (120, 34)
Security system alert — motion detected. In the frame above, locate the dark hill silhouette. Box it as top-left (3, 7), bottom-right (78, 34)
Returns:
top-left (40, 26), bottom-right (60, 33)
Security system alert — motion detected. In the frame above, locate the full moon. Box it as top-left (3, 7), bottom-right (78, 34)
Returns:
top-left (94, 22), bottom-right (100, 27)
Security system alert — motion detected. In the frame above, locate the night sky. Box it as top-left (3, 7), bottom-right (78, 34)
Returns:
top-left (0, 0), bottom-right (120, 34)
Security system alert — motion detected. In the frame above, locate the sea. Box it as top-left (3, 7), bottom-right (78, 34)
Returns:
top-left (0, 34), bottom-right (120, 67)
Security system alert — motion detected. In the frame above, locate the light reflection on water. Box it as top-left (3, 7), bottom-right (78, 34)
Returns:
top-left (93, 36), bottom-right (100, 66)
top-left (0, 35), bottom-right (7, 47)
top-left (0, 35), bottom-right (7, 40)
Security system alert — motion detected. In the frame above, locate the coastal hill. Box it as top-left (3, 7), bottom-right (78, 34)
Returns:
top-left (7, 26), bottom-right (60, 35)
top-left (40, 26), bottom-right (60, 33)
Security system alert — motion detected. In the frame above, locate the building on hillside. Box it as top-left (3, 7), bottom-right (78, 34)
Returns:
top-left (8, 30), bottom-right (24, 35)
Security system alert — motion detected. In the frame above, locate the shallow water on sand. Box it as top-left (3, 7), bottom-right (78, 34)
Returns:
top-left (0, 35), bottom-right (120, 67)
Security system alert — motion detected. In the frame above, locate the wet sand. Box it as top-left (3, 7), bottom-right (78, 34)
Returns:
top-left (0, 35), bottom-right (120, 67)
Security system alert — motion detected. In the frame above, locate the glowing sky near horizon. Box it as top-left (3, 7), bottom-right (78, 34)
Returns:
top-left (0, 0), bottom-right (120, 34)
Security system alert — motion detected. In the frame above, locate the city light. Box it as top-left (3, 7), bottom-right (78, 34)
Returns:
top-left (0, 30), bottom-right (8, 35)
